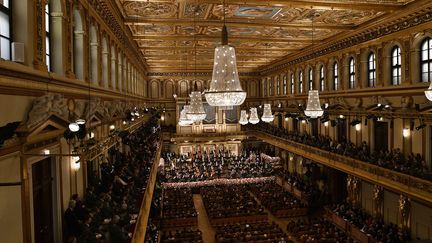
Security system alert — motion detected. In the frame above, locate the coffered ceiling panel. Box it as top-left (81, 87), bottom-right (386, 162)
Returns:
top-left (114, 0), bottom-right (417, 73)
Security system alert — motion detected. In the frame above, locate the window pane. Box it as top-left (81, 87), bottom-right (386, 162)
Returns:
top-left (45, 5), bottom-right (50, 33)
top-left (0, 11), bottom-right (10, 38)
top-left (422, 50), bottom-right (428, 61)
top-left (46, 37), bottom-right (50, 55)
top-left (422, 73), bottom-right (428, 82)
top-left (46, 54), bottom-right (50, 71)
top-left (0, 36), bottom-right (10, 60)
top-left (1, 0), bottom-right (9, 8)
top-left (422, 63), bottom-right (429, 72)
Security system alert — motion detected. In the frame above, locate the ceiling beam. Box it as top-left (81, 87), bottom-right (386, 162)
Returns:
top-left (134, 35), bottom-right (314, 43)
top-left (125, 19), bottom-right (354, 30)
top-left (138, 46), bottom-right (298, 51)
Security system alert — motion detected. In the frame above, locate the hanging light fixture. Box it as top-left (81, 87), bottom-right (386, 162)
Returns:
top-left (178, 105), bottom-right (193, 126)
top-left (239, 110), bottom-right (249, 125)
top-left (305, 90), bottom-right (324, 118)
top-left (425, 82), bottom-right (432, 101)
top-left (261, 104), bottom-right (274, 123)
top-left (186, 86), bottom-right (207, 123)
top-left (248, 107), bottom-right (260, 124)
top-left (304, 11), bottom-right (324, 119)
top-left (205, 0), bottom-right (246, 109)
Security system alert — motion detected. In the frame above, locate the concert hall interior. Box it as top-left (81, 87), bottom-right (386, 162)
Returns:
top-left (1, 0), bottom-right (432, 242)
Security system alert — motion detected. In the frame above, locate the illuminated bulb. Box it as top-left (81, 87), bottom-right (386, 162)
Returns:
top-left (43, 149), bottom-right (50, 155)
top-left (109, 124), bottom-right (115, 130)
top-left (122, 121), bottom-right (127, 125)
top-left (69, 123), bottom-right (79, 132)
top-left (355, 124), bottom-right (361, 131)
top-left (301, 120), bottom-right (306, 124)
top-left (71, 156), bottom-right (80, 171)
top-left (403, 128), bottom-right (410, 138)
top-left (324, 121), bottom-right (329, 127)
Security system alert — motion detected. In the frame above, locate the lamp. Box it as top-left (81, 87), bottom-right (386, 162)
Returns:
top-left (304, 90), bottom-right (324, 118)
top-left (69, 122), bottom-right (79, 132)
top-left (425, 82), bottom-right (432, 101)
top-left (239, 110), bottom-right (249, 125)
top-left (403, 128), bottom-right (410, 138)
top-left (204, 1), bottom-right (246, 108)
top-left (248, 107), bottom-right (260, 124)
top-left (186, 85), bottom-right (207, 123)
top-left (179, 105), bottom-right (193, 126)
top-left (261, 104), bottom-right (274, 123)
top-left (71, 156), bottom-right (80, 171)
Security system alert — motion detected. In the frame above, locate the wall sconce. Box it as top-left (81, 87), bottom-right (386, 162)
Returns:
top-left (89, 132), bottom-right (95, 139)
top-left (161, 115), bottom-right (165, 121)
top-left (403, 128), bottom-right (410, 138)
top-left (339, 115), bottom-right (345, 119)
top-left (324, 121), bottom-right (329, 127)
top-left (301, 120), bottom-right (306, 124)
top-left (122, 121), bottom-right (127, 125)
top-left (71, 156), bottom-right (80, 171)
top-left (285, 117), bottom-right (289, 121)
top-left (355, 124), bottom-right (361, 131)
top-left (109, 124), bottom-right (115, 130)
top-left (43, 149), bottom-right (50, 155)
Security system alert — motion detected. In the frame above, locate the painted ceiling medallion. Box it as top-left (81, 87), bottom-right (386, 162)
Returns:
top-left (123, 1), bottom-right (177, 18)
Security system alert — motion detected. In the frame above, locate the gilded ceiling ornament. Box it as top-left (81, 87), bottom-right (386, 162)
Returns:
top-left (123, 2), bottom-right (177, 18)
top-left (211, 4), bottom-right (237, 19)
top-left (184, 3), bottom-right (208, 18)
top-left (321, 10), bottom-right (379, 25)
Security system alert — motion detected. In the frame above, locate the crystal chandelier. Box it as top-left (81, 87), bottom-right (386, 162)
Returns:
top-left (425, 82), bottom-right (432, 101)
top-left (249, 107), bottom-right (260, 124)
top-left (204, 2), bottom-right (246, 109)
top-left (304, 90), bottom-right (324, 118)
top-left (261, 104), bottom-right (274, 123)
top-left (186, 90), bottom-right (207, 123)
top-left (239, 110), bottom-right (249, 125)
top-left (178, 105), bottom-right (193, 126)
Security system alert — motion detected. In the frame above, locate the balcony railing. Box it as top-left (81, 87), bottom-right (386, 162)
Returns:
top-left (245, 129), bottom-right (432, 204)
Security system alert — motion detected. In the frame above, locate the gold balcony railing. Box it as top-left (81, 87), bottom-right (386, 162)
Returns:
top-left (131, 138), bottom-right (162, 243)
top-left (245, 130), bottom-right (432, 205)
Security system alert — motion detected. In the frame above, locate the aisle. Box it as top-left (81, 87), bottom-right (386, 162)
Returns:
top-left (248, 191), bottom-right (299, 243)
top-left (193, 194), bottom-right (216, 243)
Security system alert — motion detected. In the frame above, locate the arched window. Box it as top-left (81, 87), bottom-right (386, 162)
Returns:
top-left (421, 38), bottom-right (432, 82)
top-left (391, 46), bottom-right (402, 85)
top-left (368, 52), bottom-right (376, 87)
top-left (319, 65), bottom-right (324, 91)
top-left (0, 1), bottom-right (11, 60)
top-left (333, 62), bottom-right (339, 90)
top-left (73, 8), bottom-right (84, 80)
top-left (45, 3), bottom-right (51, 71)
top-left (299, 71), bottom-right (303, 93)
top-left (276, 76), bottom-right (280, 95)
top-left (283, 75), bottom-right (287, 95)
top-left (290, 74), bottom-right (294, 94)
top-left (349, 57), bottom-right (355, 89)
top-left (308, 68), bottom-right (313, 90)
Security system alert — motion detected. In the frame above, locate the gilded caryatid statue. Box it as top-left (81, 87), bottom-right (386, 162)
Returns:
top-left (373, 185), bottom-right (384, 218)
top-left (399, 195), bottom-right (411, 230)
top-left (346, 175), bottom-right (361, 206)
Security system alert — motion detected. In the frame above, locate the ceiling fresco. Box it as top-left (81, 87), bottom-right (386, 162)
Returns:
top-left (114, 0), bottom-right (417, 72)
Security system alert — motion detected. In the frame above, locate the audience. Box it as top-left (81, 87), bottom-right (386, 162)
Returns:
top-left (201, 185), bottom-right (265, 219)
top-left (216, 222), bottom-right (291, 243)
top-left (245, 122), bottom-right (431, 180)
top-left (287, 218), bottom-right (354, 243)
top-left (248, 182), bottom-right (307, 217)
top-left (332, 203), bottom-right (410, 243)
top-left (162, 188), bottom-right (197, 220)
top-left (161, 228), bottom-right (203, 243)
top-left (64, 116), bottom-right (161, 243)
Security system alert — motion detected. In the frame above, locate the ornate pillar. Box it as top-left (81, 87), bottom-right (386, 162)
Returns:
top-left (50, 11), bottom-right (65, 74)
top-left (399, 195), bottom-right (411, 230)
top-left (111, 46), bottom-right (117, 90)
top-left (103, 48), bottom-right (110, 88)
top-left (73, 30), bottom-right (85, 80)
top-left (64, 0), bottom-right (74, 78)
top-left (89, 42), bottom-right (99, 85)
top-left (33, 0), bottom-right (48, 71)
top-left (373, 185), bottom-right (384, 219)
top-left (117, 55), bottom-right (123, 92)
top-left (376, 45), bottom-right (384, 87)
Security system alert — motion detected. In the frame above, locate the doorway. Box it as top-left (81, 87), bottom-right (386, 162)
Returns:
top-left (32, 157), bottom-right (54, 243)
top-left (374, 121), bottom-right (388, 152)
top-left (337, 118), bottom-right (347, 143)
